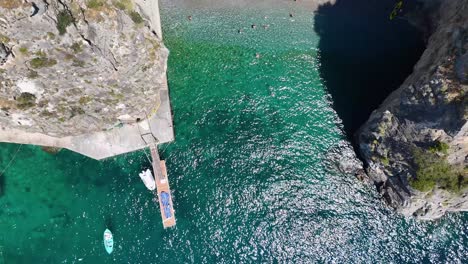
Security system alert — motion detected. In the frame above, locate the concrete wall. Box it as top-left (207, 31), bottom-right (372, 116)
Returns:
top-left (0, 77), bottom-right (174, 160)
top-left (135, 0), bottom-right (163, 39)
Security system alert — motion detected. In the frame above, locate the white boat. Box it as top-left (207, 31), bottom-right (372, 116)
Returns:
top-left (139, 169), bottom-right (156, 190)
top-left (103, 229), bottom-right (113, 254)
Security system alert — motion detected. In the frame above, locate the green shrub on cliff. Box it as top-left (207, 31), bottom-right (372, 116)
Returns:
top-left (0, 34), bottom-right (10, 43)
top-left (129, 11), bottom-right (144, 24)
top-left (87, 0), bottom-right (105, 9)
top-left (113, 0), bottom-right (132, 11)
top-left (57, 10), bottom-right (74, 35)
top-left (16, 92), bottom-right (36, 109)
top-left (19, 46), bottom-right (28, 55)
top-left (30, 56), bottom-right (57, 69)
top-left (429, 140), bottom-right (450, 154)
top-left (71, 42), bottom-right (83, 54)
top-left (410, 148), bottom-right (466, 193)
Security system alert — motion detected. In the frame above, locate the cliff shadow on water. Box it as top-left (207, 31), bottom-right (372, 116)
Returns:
top-left (313, 0), bottom-right (426, 139)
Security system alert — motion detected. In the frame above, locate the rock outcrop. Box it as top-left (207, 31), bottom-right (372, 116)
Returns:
top-left (357, 0), bottom-right (467, 219)
top-left (0, 0), bottom-right (167, 137)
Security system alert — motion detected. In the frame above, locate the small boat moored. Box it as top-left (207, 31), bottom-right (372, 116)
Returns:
top-left (103, 229), bottom-right (113, 254)
top-left (139, 169), bottom-right (156, 190)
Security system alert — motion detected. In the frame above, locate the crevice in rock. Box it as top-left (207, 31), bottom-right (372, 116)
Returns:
top-left (0, 43), bottom-right (12, 65)
top-left (55, 0), bottom-right (118, 71)
top-left (31, 2), bottom-right (40, 17)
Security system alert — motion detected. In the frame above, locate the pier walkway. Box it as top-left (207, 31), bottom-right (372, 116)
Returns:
top-left (150, 143), bottom-right (176, 228)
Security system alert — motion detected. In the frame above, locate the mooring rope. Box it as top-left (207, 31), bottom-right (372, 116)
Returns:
top-left (143, 147), bottom-right (152, 164)
top-left (0, 144), bottom-right (23, 177)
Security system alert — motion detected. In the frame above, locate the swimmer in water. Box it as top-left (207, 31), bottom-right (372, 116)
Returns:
top-left (251, 24), bottom-right (256, 29)
top-left (188, 15), bottom-right (192, 21)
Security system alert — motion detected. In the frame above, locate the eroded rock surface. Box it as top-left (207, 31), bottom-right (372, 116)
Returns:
top-left (357, 0), bottom-right (467, 219)
top-left (0, 0), bottom-right (167, 137)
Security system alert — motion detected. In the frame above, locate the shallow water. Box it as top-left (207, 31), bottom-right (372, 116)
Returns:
top-left (0, 1), bottom-right (467, 263)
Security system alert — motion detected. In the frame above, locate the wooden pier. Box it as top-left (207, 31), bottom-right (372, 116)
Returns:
top-left (150, 144), bottom-right (176, 228)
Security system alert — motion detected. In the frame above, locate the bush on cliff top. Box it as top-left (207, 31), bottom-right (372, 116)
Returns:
top-left (87, 0), bottom-right (105, 9)
top-left (113, 0), bottom-right (132, 11)
top-left (57, 10), bottom-right (74, 35)
top-left (30, 56), bottom-right (57, 69)
top-left (429, 140), bottom-right (450, 154)
top-left (409, 148), bottom-right (467, 193)
top-left (129, 11), bottom-right (144, 24)
top-left (16, 92), bottom-right (36, 109)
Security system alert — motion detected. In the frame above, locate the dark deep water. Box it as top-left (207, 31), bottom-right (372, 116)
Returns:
top-left (314, 0), bottom-right (426, 137)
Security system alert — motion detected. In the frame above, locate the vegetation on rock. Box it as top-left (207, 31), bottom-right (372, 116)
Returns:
top-left (86, 0), bottom-right (105, 9)
top-left (30, 56), bottom-right (57, 68)
top-left (72, 59), bottom-right (86, 67)
top-left (79, 96), bottom-right (92, 105)
top-left (0, 0), bottom-right (22, 9)
top-left (0, 34), bottom-right (10, 43)
top-left (16, 92), bottom-right (36, 109)
top-left (113, 0), bottom-right (132, 11)
top-left (46, 32), bottom-right (56, 40)
top-left (19, 46), bottom-right (28, 55)
top-left (429, 140), bottom-right (450, 154)
top-left (70, 42), bottom-right (83, 53)
top-left (41, 146), bottom-right (62, 154)
top-left (409, 147), bottom-right (467, 193)
top-left (129, 10), bottom-right (144, 24)
top-left (27, 70), bottom-right (39, 79)
top-left (57, 10), bottom-right (74, 35)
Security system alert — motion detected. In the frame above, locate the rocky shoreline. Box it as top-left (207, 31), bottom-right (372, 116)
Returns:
top-left (357, 0), bottom-right (467, 220)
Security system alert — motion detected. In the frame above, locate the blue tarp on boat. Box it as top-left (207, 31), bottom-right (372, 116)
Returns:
top-left (161, 192), bottom-right (172, 218)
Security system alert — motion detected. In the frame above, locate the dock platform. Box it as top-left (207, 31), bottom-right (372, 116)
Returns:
top-left (150, 144), bottom-right (176, 228)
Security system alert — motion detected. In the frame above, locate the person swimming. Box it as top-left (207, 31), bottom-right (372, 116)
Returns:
top-left (188, 15), bottom-right (192, 21)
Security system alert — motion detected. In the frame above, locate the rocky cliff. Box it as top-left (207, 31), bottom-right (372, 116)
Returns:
top-left (0, 0), bottom-right (167, 137)
top-left (357, 0), bottom-right (467, 219)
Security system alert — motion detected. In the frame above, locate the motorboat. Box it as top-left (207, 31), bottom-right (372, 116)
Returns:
top-left (103, 229), bottom-right (113, 254)
top-left (139, 169), bottom-right (156, 190)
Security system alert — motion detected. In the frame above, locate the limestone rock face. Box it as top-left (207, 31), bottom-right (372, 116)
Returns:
top-left (357, 0), bottom-right (468, 220)
top-left (0, 0), bottom-right (167, 137)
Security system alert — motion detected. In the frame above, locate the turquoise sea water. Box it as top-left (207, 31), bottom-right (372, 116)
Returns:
top-left (0, 1), bottom-right (467, 263)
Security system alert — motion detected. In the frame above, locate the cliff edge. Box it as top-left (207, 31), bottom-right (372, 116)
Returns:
top-left (357, 0), bottom-right (467, 219)
top-left (0, 0), bottom-right (167, 137)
